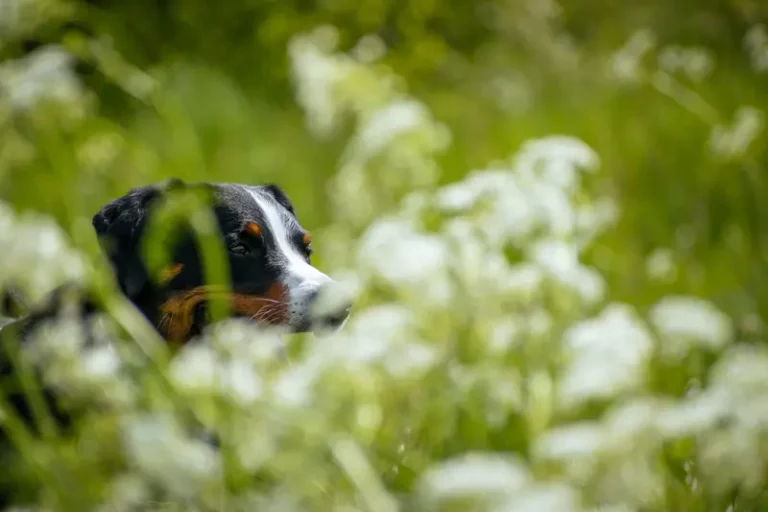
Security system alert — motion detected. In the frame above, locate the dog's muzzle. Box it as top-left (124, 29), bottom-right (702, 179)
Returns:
top-left (304, 282), bottom-right (352, 333)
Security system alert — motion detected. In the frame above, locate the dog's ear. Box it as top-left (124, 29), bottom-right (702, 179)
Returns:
top-left (262, 184), bottom-right (296, 216)
top-left (92, 179), bottom-right (187, 299)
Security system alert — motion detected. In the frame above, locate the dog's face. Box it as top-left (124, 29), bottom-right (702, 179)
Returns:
top-left (92, 180), bottom-right (350, 342)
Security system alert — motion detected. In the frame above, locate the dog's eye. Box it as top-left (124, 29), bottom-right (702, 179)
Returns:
top-left (304, 243), bottom-right (313, 257)
top-left (229, 242), bottom-right (251, 256)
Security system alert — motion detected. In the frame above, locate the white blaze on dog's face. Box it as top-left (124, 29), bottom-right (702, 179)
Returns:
top-left (247, 188), bottom-right (342, 331)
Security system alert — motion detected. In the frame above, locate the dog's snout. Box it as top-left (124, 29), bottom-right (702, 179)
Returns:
top-left (308, 283), bottom-right (352, 331)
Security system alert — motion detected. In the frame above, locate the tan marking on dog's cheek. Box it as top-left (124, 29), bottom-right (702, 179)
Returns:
top-left (158, 283), bottom-right (290, 343)
top-left (232, 283), bottom-right (289, 325)
top-left (159, 287), bottom-right (209, 343)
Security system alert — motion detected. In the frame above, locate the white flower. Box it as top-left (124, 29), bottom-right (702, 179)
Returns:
top-left (0, 207), bottom-right (86, 305)
top-left (534, 422), bottom-right (606, 463)
top-left (81, 344), bottom-right (121, 379)
top-left (645, 248), bottom-right (677, 281)
top-left (358, 218), bottom-right (451, 304)
top-left (288, 33), bottom-right (346, 137)
top-left (530, 239), bottom-right (606, 304)
top-left (656, 389), bottom-right (730, 438)
top-left (272, 360), bottom-right (320, 407)
top-left (103, 473), bottom-right (151, 511)
top-left (205, 318), bottom-right (285, 362)
top-left (498, 482), bottom-right (581, 512)
top-left (438, 170), bottom-right (540, 246)
top-left (711, 344), bottom-right (768, 387)
top-left (122, 414), bottom-right (221, 499)
top-left (351, 100), bottom-right (429, 158)
top-left (649, 295), bottom-right (732, 357)
top-left (488, 318), bottom-right (524, 353)
top-left (602, 398), bottom-right (666, 449)
top-left (709, 106), bottom-right (764, 160)
top-left (384, 342), bottom-right (438, 379)
top-left (559, 304), bottom-right (654, 408)
top-left (0, 45), bottom-right (83, 111)
top-left (418, 453), bottom-right (531, 505)
top-left (351, 34), bottom-right (387, 64)
top-left (220, 359), bottom-right (263, 405)
top-left (610, 29), bottom-right (655, 82)
top-left (514, 135), bottom-right (600, 190)
top-left (169, 343), bottom-right (218, 393)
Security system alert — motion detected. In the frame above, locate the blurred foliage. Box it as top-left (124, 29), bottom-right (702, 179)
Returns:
top-left (1, 0), bottom-right (768, 510)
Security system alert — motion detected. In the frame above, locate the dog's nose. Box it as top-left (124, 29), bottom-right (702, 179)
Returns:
top-left (308, 283), bottom-right (352, 331)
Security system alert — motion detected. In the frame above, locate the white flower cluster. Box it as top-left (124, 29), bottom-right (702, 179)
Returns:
top-left (0, 45), bottom-right (85, 114)
top-left (657, 45), bottom-right (714, 83)
top-left (355, 134), bottom-right (611, 314)
top-left (709, 106), bottom-right (764, 160)
top-left (289, 26), bottom-right (450, 231)
top-left (0, 201), bottom-right (85, 307)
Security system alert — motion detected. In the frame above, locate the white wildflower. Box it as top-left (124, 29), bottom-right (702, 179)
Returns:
top-left (610, 29), bottom-right (655, 82)
top-left (698, 425), bottom-right (763, 494)
top-left (418, 453), bottom-right (531, 506)
top-left (487, 318), bottom-right (524, 353)
top-left (169, 343), bottom-right (218, 393)
top-left (358, 218), bottom-right (451, 304)
top-left (103, 473), bottom-right (151, 511)
top-left (595, 453), bottom-right (665, 508)
top-left (437, 170), bottom-right (540, 245)
top-left (559, 304), bottom-right (654, 408)
top-left (658, 46), bottom-right (714, 82)
top-left (649, 295), bottom-right (732, 358)
top-left (530, 239), bottom-right (606, 304)
top-left (498, 482), bottom-right (581, 512)
top-left (709, 106), bottom-right (764, 160)
top-left (514, 135), bottom-right (600, 189)
top-left (645, 248), bottom-right (677, 281)
top-left (81, 344), bottom-right (121, 379)
top-left (711, 345), bottom-right (768, 397)
top-left (288, 32), bottom-right (347, 137)
top-left (0, 207), bottom-right (86, 305)
top-left (656, 389), bottom-right (730, 438)
top-left (122, 414), bottom-right (221, 499)
top-left (574, 198), bottom-right (620, 249)
top-left (602, 398), bottom-right (666, 450)
top-left (272, 360), bottom-right (321, 407)
top-left (0, 45), bottom-right (83, 111)
top-left (351, 34), bottom-right (387, 64)
top-left (527, 308), bottom-right (554, 337)
top-left (220, 359), bottom-right (263, 405)
top-left (384, 342), bottom-right (439, 379)
top-left (349, 100), bottom-right (429, 159)
top-left (534, 422), bottom-right (606, 464)
top-left (498, 263), bottom-right (544, 303)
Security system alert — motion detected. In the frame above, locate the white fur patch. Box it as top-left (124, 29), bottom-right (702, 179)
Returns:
top-left (247, 188), bottom-right (331, 328)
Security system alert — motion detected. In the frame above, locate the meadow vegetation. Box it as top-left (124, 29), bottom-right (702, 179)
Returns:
top-left (1, 0), bottom-right (768, 510)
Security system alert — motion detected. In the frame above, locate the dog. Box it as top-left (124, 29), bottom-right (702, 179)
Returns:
top-left (0, 179), bottom-right (351, 506)
top-left (92, 179), bottom-right (351, 341)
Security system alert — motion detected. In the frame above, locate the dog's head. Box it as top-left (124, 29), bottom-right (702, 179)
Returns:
top-left (92, 180), bottom-right (350, 342)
